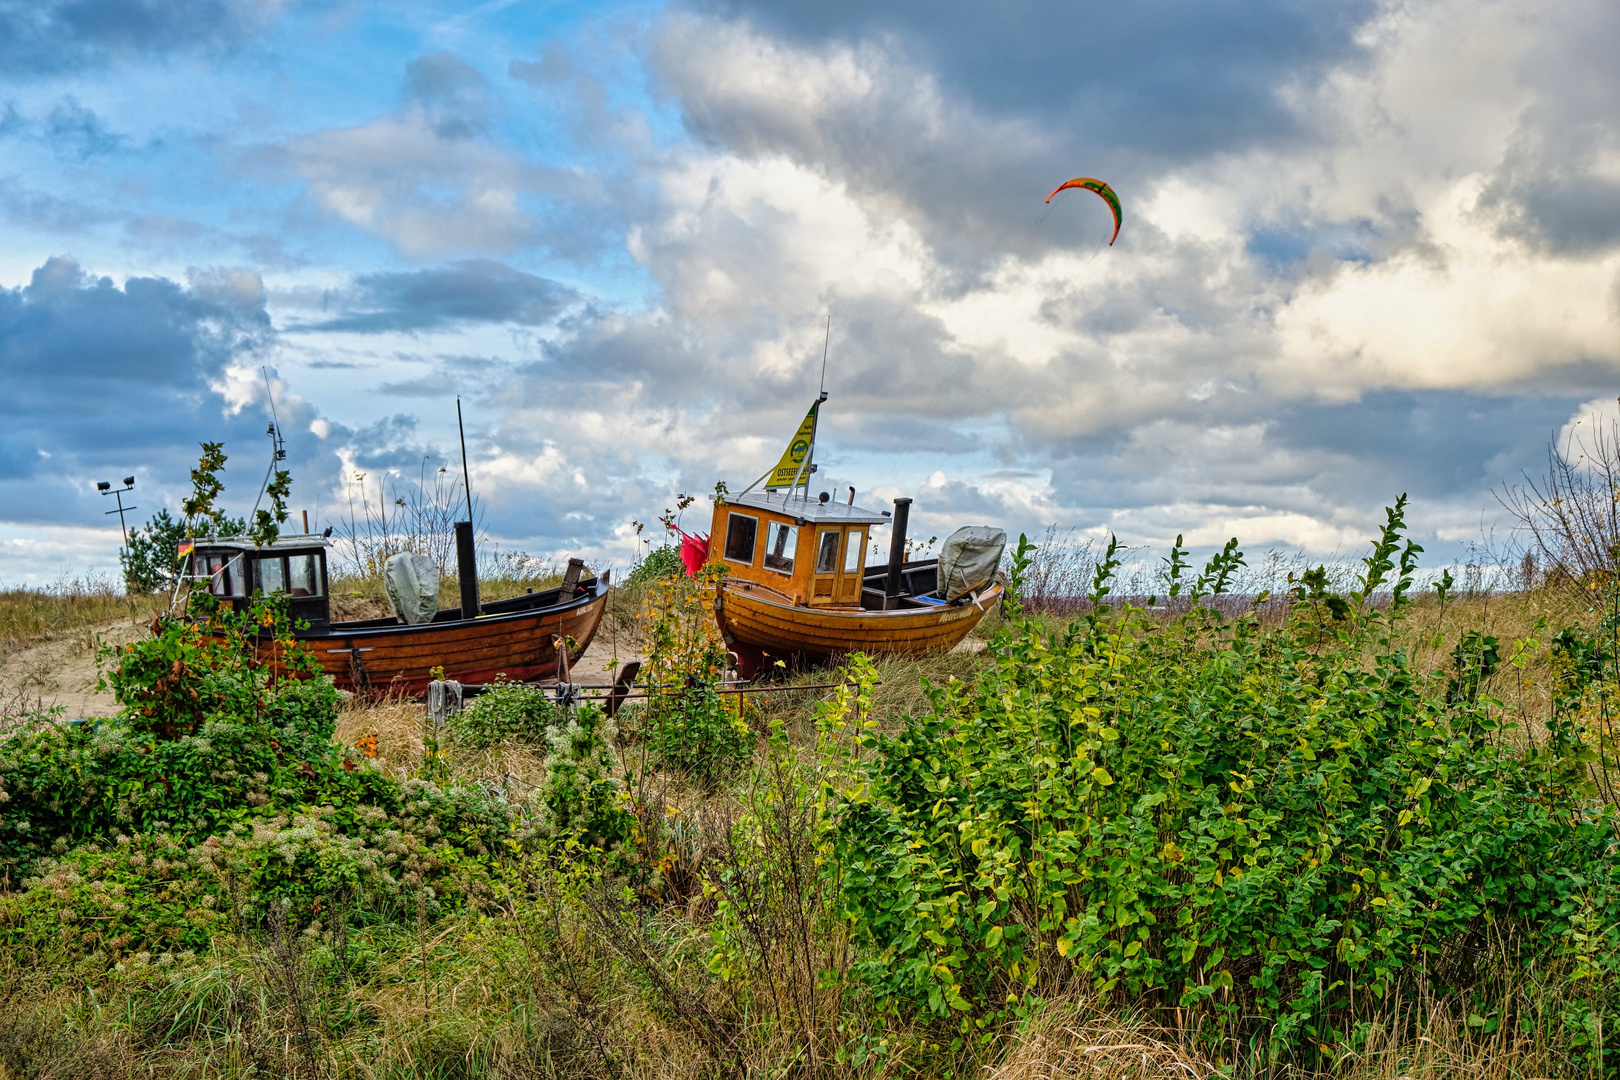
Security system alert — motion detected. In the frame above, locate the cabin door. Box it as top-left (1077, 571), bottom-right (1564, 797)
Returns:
top-left (834, 528), bottom-right (865, 605)
top-left (812, 527), bottom-right (866, 606)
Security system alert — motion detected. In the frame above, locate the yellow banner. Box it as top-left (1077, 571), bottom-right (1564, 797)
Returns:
top-left (764, 402), bottom-right (820, 489)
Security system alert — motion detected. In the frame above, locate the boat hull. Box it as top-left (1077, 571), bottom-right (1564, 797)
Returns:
top-left (268, 581), bottom-right (608, 696)
top-left (715, 579), bottom-right (1001, 676)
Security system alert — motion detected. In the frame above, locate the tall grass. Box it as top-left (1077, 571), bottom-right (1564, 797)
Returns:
top-left (1017, 525), bottom-right (1513, 622)
top-left (327, 555), bottom-right (568, 621)
top-left (0, 575), bottom-right (159, 660)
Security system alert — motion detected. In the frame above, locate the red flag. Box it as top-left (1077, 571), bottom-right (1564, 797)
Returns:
top-left (678, 531), bottom-right (709, 577)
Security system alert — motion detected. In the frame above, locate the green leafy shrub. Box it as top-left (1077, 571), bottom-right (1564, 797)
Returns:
top-left (538, 705), bottom-right (635, 853)
top-left (0, 599), bottom-right (523, 970)
top-left (646, 671), bottom-right (752, 788)
top-left (448, 679), bottom-right (557, 750)
top-left (639, 565), bottom-right (752, 787)
top-left (191, 789), bottom-right (507, 918)
top-left (829, 499), bottom-right (1620, 1063)
top-left (0, 833), bottom-right (223, 975)
top-left (626, 545), bottom-right (683, 588)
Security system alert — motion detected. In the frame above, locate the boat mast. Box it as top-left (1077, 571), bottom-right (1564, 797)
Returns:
top-left (785, 314), bottom-right (832, 506)
top-left (455, 397), bottom-right (480, 619)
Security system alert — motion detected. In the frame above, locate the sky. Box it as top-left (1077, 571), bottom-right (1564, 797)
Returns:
top-left (1, 0), bottom-right (1618, 586)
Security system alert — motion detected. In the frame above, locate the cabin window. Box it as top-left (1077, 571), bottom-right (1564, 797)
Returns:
top-left (844, 529), bottom-right (865, 574)
top-left (288, 553), bottom-right (321, 597)
top-left (816, 530), bottom-right (841, 574)
top-left (764, 521), bottom-right (798, 573)
top-left (255, 556), bottom-right (287, 595)
top-left (724, 513), bottom-right (758, 564)
top-left (195, 553), bottom-right (238, 596)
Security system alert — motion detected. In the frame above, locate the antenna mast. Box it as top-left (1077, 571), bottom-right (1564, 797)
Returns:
top-left (252, 367), bottom-right (287, 520)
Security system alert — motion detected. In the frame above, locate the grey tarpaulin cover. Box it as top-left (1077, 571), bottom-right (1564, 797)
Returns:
top-left (383, 552), bottom-right (441, 625)
top-left (427, 680), bottom-right (463, 725)
top-left (936, 526), bottom-right (1006, 602)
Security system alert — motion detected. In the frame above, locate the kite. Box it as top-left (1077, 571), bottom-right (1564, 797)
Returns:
top-left (1045, 177), bottom-right (1122, 245)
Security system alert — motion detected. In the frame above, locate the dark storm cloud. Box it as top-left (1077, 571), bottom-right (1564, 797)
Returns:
top-left (1263, 391), bottom-right (1585, 504)
top-left (695, 0), bottom-right (1378, 157)
top-left (0, 0), bottom-right (291, 76)
top-left (300, 259), bottom-right (580, 333)
top-left (1483, 132), bottom-right (1620, 256)
top-left (344, 414), bottom-right (442, 474)
top-left (0, 256), bottom-right (337, 530)
top-left (1031, 390), bottom-right (1588, 537)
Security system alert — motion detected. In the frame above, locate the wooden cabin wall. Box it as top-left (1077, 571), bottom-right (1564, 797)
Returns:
top-left (706, 499), bottom-right (868, 607)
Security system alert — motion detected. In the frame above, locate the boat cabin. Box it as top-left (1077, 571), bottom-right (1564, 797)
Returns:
top-left (707, 490), bottom-right (891, 609)
top-left (184, 534), bottom-right (333, 629)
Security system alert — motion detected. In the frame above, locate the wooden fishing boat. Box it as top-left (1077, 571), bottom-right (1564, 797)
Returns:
top-left (183, 532), bottom-right (608, 695)
top-left (700, 394), bottom-right (1004, 677)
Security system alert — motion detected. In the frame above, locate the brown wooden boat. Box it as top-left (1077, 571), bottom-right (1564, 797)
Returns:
top-left (183, 532), bottom-right (608, 695)
top-left (700, 394), bottom-right (1004, 677)
top-left (715, 566), bottom-right (1001, 675)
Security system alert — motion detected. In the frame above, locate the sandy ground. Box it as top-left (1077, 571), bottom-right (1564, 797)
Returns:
top-left (0, 613), bottom-right (152, 719)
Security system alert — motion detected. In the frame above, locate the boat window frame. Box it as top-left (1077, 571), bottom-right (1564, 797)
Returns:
top-left (763, 520), bottom-right (798, 575)
top-left (723, 512), bottom-right (759, 566)
top-left (844, 528), bottom-right (865, 574)
top-left (255, 555), bottom-right (288, 596)
top-left (815, 528), bottom-right (841, 575)
top-left (196, 552), bottom-right (244, 597)
top-left (287, 552), bottom-right (323, 597)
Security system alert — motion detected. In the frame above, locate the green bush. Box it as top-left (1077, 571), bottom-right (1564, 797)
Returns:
top-left (830, 500), bottom-right (1620, 1063)
top-left (0, 601), bottom-right (522, 969)
top-left (448, 679), bottom-right (557, 750)
top-left (647, 668), bottom-right (752, 789)
top-left (0, 833), bottom-right (224, 975)
top-left (626, 545), bottom-right (683, 588)
top-left (538, 705), bottom-right (635, 853)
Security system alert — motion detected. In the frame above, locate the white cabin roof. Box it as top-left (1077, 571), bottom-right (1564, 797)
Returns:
top-left (189, 533), bottom-right (332, 553)
top-left (724, 490), bottom-right (891, 527)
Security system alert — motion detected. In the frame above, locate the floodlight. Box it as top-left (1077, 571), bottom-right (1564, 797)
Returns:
top-left (96, 481), bottom-right (110, 491)
top-left (123, 476), bottom-right (135, 487)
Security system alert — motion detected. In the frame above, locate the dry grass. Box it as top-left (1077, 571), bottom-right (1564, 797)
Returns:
top-left (328, 570), bottom-right (569, 622)
top-left (987, 994), bottom-right (1580, 1080)
top-left (334, 692), bottom-right (429, 774)
top-left (990, 1002), bottom-right (1215, 1079)
top-left (0, 578), bottom-right (160, 661)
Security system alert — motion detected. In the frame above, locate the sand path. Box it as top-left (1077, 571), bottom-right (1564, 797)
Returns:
top-left (0, 613), bottom-right (151, 719)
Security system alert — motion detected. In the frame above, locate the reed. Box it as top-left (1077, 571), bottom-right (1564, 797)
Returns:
top-left (0, 575), bottom-right (159, 660)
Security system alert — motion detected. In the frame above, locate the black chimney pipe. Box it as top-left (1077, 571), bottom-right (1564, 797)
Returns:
top-left (884, 497), bottom-right (912, 608)
top-left (455, 520), bottom-right (480, 619)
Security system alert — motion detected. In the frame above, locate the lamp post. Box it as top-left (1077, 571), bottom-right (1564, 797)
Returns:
top-left (97, 476), bottom-right (137, 552)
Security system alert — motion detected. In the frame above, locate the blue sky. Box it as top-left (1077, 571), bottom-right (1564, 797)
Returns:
top-left (2, 0), bottom-right (1618, 584)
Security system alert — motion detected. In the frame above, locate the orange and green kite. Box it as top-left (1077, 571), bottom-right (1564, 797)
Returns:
top-left (1045, 177), bottom-right (1122, 245)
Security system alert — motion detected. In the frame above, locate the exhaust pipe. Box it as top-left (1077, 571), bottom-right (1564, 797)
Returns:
top-left (884, 497), bottom-right (912, 608)
top-left (455, 520), bottom-right (480, 619)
